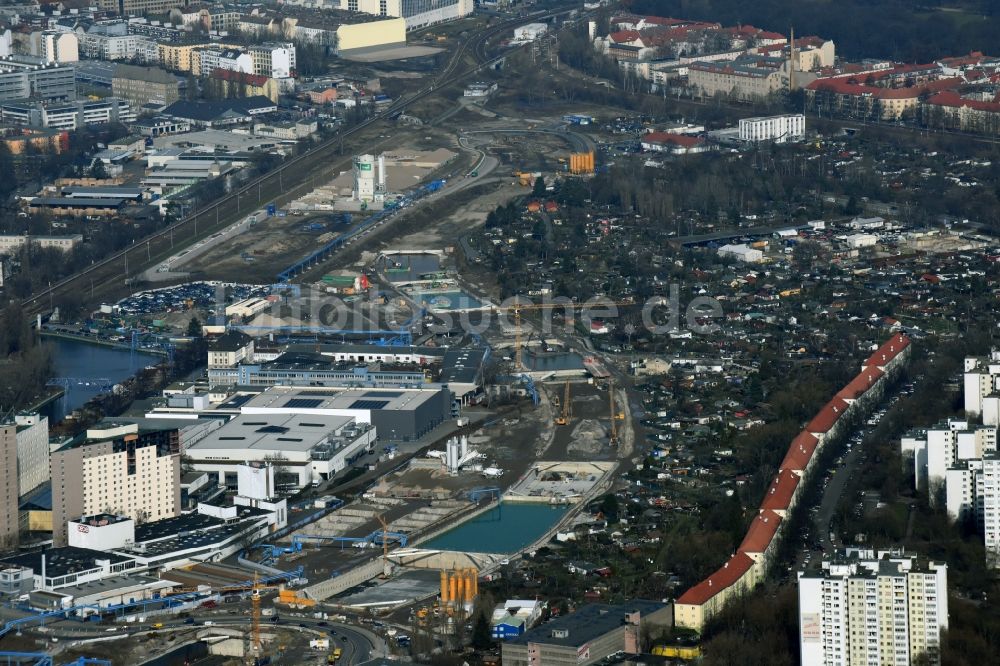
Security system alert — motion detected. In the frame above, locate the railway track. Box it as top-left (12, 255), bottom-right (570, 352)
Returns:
top-left (22, 8), bottom-right (576, 317)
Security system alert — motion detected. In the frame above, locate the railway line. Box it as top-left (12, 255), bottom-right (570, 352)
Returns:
top-left (22, 8), bottom-right (577, 317)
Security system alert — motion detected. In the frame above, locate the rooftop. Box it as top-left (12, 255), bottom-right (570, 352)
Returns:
top-left (187, 412), bottom-right (356, 454)
top-left (240, 386), bottom-right (447, 414)
top-left (507, 601), bottom-right (667, 647)
top-left (676, 552), bottom-right (755, 606)
top-left (1, 547), bottom-right (133, 579)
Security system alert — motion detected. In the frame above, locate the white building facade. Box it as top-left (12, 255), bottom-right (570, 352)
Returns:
top-left (14, 413), bottom-right (48, 497)
top-left (738, 113), bottom-right (805, 143)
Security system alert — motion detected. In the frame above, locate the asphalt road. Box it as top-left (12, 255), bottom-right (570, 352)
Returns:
top-left (33, 608), bottom-right (386, 665)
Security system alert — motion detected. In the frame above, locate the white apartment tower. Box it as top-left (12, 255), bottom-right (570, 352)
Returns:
top-left (799, 549), bottom-right (948, 666)
top-left (963, 352), bottom-right (1000, 420)
top-left (14, 413), bottom-right (49, 497)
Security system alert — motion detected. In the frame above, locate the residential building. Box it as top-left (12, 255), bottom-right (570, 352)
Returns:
top-left (688, 56), bottom-right (788, 101)
top-left (247, 43), bottom-right (295, 79)
top-left (207, 70), bottom-right (280, 103)
top-left (738, 113), bottom-right (805, 143)
top-left (0, 235), bottom-right (81, 253)
top-left (96, 0), bottom-right (187, 15)
top-left (963, 351), bottom-right (1000, 418)
top-left (677, 335), bottom-right (911, 631)
top-left (13, 413), bottom-right (48, 498)
top-left (0, 56), bottom-right (76, 103)
top-left (30, 31), bottom-right (79, 64)
top-left (50, 422), bottom-right (181, 547)
top-left (923, 91), bottom-right (1000, 136)
top-left (80, 23), bottom-right (159, 62)
top-left (207, 330), bottom-right (255, 368)
top-left (0, 127), bottom-right (68, 155)
top-left (798, 549), bottom-right (949, 666)
top-left (193, 48), bottom-right (253, 78)
top-left (330, 0), bottom-right (473, 30)
top-left (111, 64), bottom-right (180, 111)
top-left (0, 425), bottom-right (17, 552)
top-left (0, 97), bottom-right (134, 130)
top-left (984, 455), bottom-right (1000, 567)
top-left (501, 601), bottom-right (672, 666)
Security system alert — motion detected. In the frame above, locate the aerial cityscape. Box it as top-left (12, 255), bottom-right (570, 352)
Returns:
top-left (0, 0), bottom-right (999, 664)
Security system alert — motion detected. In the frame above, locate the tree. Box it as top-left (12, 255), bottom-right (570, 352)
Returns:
top-left (532, 176), bottom-right (547, 197)
top-left (88, 158), bottom-right (107, 180)
top-left (186, 316), bottom-right (203, 337)
top-left (471, 611), bottom-right (493, 650)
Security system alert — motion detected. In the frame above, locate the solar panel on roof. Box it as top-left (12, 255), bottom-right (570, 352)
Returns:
top-left (365, 390), bottom-right (402, 397)
top-left (283, 398), bottom-right (323, 409)
top-left (349, 399), bottom-right (389, 410)
top-left (224, 394), bottom-right (253, 408)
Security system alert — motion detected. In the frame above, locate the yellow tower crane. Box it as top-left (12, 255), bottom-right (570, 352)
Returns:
top-left (496, 299), bottom-right (642, 372)
top-left (555, 380), bottom-right (571, 425)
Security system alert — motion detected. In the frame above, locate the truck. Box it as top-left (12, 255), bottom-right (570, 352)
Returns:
top-left (327, 648), bottom-right (343, 663)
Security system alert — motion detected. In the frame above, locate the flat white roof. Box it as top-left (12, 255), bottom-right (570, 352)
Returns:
top-left (188, 412), bottom-right (353, 453)
top-left (240, 387), bottom-right (441, 414)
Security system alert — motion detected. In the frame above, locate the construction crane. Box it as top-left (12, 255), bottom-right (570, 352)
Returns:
top-left (495, 299), bottom-right (644, 371)
top-left (555, 380), bottom-right (571, 425)
top-left (377, 514), bottom-right (392, 578)
top-left (609, 381), bottom-right (620, 447)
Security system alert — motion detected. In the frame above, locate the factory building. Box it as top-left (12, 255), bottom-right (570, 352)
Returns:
top-left (240, 386), bottom-right (452, 442)
top-left (185, 413), bottom-right (375, 489)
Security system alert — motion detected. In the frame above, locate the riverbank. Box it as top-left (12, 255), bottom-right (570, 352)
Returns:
top-left (40, 330), bottom-right (169, 357)
top-left (26, 386), bottom-right (64, 413)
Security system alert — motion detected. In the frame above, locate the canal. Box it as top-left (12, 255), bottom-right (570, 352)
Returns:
top-left (422, 503), bottom-right (571, 554)
top-left (43, 339), bottom-right (161, 423)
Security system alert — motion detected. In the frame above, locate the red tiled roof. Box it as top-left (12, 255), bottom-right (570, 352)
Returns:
top-left (863, 333), bottom-right (911, 368)
top-left (211, 68), bottom-right (269, 86)
top-left (676, 552), bottom-right (756, 606)
top-left (739, 509), bottom-right (782, 554)
top-left (760, 469), bottom-right (800, 512)
top-left (836, 367), bottom-right (885, 402)
top-left (643, 132), bottom-right (703, 147)
top-left (807, 397), bottom-right (849, 434)
top-left (926, 90), bottom-right (1000, 113)
top-left (609, 30), bottom-right (642, 43)
top-left (780, 431), bottom-right (819, 471)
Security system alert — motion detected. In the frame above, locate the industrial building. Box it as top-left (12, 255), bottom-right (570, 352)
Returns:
top-left (208, 352), bottom-right (431, 389)
top-left (184, 413), bottom-right (375, 488)
top-left (50, 422), bottom-right (181, 547)
top-left (240, 386), bottom-right (452, 442)
top-left (501, 601), bottom-right (672, 665)
top-left (0, 55), bottom-right (75, 103)
top-left (717, 243), bottom-right (764, 263)
top-left (798, 549), bottom-right (948, 666)
top-left (0, 97), bottom-right (134, 130)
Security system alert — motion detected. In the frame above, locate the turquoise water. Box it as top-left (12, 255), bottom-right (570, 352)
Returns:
top-left (420, 291), bottom-right (485, 311)
top-left (422, 503), bottom-right (571, 553)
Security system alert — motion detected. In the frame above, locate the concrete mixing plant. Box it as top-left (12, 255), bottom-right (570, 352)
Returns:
top-left (353, 153), bottom-right (388, 203)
